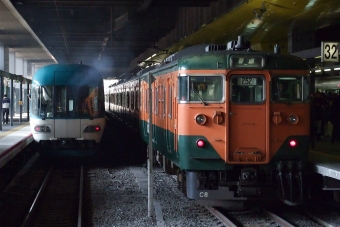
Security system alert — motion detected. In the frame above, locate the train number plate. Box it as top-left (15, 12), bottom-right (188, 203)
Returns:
top-left (238, 77), bottom-right (257, 86)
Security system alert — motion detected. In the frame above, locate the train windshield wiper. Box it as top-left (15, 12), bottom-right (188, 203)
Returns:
top-left (191, 85), bottom-right (208, 106)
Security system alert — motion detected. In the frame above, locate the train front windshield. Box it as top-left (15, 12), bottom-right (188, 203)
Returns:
top-left (229, 74), bottom-right (310, 103)
top-left (30, 84), bottom-right (104, 118)
top-left (179, 75), bottom-right (224, 102)
top-left (271, 75), bottom-right (310, 101)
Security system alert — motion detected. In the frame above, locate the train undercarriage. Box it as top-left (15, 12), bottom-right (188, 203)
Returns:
top-left (160, 154), bottom-right (306, 207)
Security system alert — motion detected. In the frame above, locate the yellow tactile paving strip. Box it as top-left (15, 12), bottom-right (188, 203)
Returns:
top-left (0, 122), bottom-right (30, 139)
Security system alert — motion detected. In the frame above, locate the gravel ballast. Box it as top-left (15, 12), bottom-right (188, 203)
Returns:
top-left (86, 165), bottom-right (225, 227)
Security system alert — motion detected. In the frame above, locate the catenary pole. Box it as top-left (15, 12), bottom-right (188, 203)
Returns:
top-left (148, 72), bottom-right (155, 217)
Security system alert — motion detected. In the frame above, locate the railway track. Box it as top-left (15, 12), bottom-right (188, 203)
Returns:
top-left (21, 165), bottom-right (84, 227)
top-left (0, 153), bottom-right (84, 227)
top-left (1, 149), bottom-right (339, 226)
top-left (206, 204), bottom-right (340, 227)
top-left (151, 166), bottom-right (339, 227)
top-left (0, 153), bottom-right (49, 227)
top-left (207, 206), bottom-right (297, 227)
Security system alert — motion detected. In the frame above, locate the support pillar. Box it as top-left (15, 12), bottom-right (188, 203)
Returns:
top-left (19, 80), bottom-right (22, 123)
top-left (10, 78), bottom-right (13, 126)
top-left (0, 76), bottom-right (3, 130)
top-left (26, 82), bottom-right (30, 121)
top-left (0, 42), bottom-right (4, 130)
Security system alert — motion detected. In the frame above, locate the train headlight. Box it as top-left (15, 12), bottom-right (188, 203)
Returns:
top-left (34, 125), bottom-right (51, 133)
top-left (195, 114), bottom-right (207, 125)
top-left (196, 139), bottom-right (206, 148)
top-left (286, 114), bottom-right (299, 125)
top-left (83, 125), bottom-right (101, 133)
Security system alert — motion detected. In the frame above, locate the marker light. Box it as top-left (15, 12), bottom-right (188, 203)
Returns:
top-left (34, 125), bottom-right (51, 133)
top-left (196, 139), bottom-right (206, 148)
top-left (83, 125), bottom-right (101, 133)
top-left (287, 114), bottom-right (299, 125)
top-left (289, 140), bottom-right (297, 147)
top-left (195, 114), bottom-right (207, 125)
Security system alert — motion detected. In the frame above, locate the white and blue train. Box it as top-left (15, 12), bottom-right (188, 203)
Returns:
top-left (29, 63), bottom-right (106, 156)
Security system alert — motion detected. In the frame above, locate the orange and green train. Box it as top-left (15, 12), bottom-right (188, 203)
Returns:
top-left (105, 36), bottom-right (311, 206)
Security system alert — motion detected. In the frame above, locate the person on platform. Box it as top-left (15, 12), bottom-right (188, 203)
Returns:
top-left (330, 94), bottom-right (340, 143)
top-left (2, 94), bottom-right (10, 124)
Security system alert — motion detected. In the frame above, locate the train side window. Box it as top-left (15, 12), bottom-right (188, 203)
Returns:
top-left (139, 89), bottom-right (142, 110)
top-left (123, 91), bottom-right (126, 107)
top-left (155, 87), bottom-right (159, 115)
top-left (135, 85), bottom-right (139, 111)
top-left (126, 90), bottom-right (128, 107)
top-left (168, 85), bottom-right (172, 119)
top-left (178, 76), bottom-right (189, 101)
top-left (146, 88), bottom-right (150, 114)
top-left (162, 85), bottom-right (165, 118)
top-left (131, 90), bottom-right (134, 110)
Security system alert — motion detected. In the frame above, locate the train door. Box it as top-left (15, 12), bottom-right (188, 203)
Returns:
top-left (141, 82), bottom-right (148, 138)
top-left (166, 77), bottom-right (175, 153)
top-left (54, 72), bottom-right (81, 138)
top-left (152, 81), bottom-right (158, 144)
top-left (226, 71), bottom-right (270, 164)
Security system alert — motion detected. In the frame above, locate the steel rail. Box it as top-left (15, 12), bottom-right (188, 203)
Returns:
top-left (20, 165), bottom-right (54, 227)
top-left (78, 165), bottom-right (84, 227)
top-left (206, 206), bottom-right (238, 227)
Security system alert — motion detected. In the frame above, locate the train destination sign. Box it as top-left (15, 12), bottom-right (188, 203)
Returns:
top-left (321, 42), bottom-right (339, 62)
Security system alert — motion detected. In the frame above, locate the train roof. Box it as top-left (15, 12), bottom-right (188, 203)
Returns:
top-left (135, 44), bottom-right (310, 76)
top-left (32, 63), bottom-right (103, 86)
top-left (111, 37), bottom-right (310, 87)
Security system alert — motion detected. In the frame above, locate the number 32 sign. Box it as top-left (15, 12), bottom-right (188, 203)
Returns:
top-left (321, 42), bottom-right (339, 62)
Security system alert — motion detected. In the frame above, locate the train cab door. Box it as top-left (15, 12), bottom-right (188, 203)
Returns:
top-left (226, 71), bottom-right (270, 164)
top-left (53, 72), bottom-right (81, 138)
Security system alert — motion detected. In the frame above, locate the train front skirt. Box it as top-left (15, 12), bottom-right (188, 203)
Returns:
top-left (37, 139), bottom-right (99, 157)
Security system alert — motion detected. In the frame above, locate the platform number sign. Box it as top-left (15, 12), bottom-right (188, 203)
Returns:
top-left (321, 42), bottom-right (339, 62)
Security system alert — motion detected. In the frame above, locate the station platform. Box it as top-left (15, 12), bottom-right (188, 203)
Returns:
top-left (0, 114), bottom-right (33, 168)
top-left (308, 135), bottom-right (340, 187)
